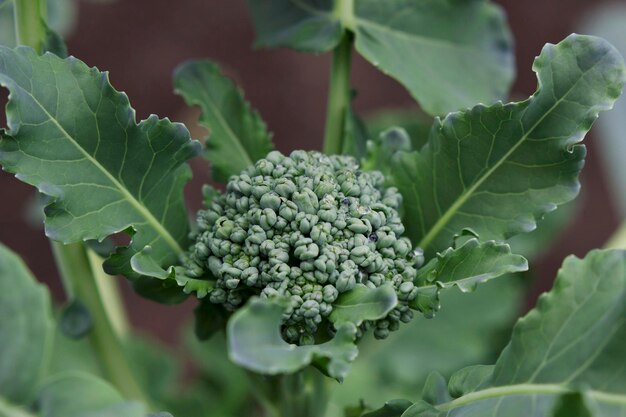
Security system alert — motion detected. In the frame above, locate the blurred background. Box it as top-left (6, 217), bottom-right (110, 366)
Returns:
top-left (0, 0), bottom-right (624, 365)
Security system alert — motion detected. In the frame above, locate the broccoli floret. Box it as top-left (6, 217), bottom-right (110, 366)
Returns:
top-left (185, 150), bottom-right (422, 344)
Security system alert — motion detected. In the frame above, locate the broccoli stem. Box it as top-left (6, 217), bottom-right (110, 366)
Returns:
top-left (51, 242), bottom-right (150, 404)
top-left (322, 28), bottom-right (354, 155)
top-left (251, 368), bottom-right (330, 417)
top-left (13, 0), bottom-right (47, 53)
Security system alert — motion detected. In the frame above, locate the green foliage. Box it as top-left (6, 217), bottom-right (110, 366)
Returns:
top-left (0, 242), bottom-right (53, 404)
top-left (247, 0), bottom-right (515, 115)
top-left (174, 60), bottom-right (273, 183)
top-left (393, 34), bottom-right (626, 257)
top-left (37, 372), bottom-right (145, 417)
top-left (227, 297), bottom-right (358, 381)
top-left (411, 238), bottom-right (527, 316)
top-left (1, 2), bottom-right (625, 417)
top-left (372, 249), bottom-right (626, 417)
top-left (331, 277), bottom-right (523, 411)
top-left (0, 47), bottom-right (201, 295)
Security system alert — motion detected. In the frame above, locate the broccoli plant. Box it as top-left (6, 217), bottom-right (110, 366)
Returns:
top-left (0, 1), bottom-right (625, 417)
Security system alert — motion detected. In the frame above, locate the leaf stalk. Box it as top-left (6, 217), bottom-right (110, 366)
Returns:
top-left (50, 242), bottom-right (149, 405)
top-left (322, 29), bottom-right (354, 155)
top-left (13, 0), bottom-right (47, 53)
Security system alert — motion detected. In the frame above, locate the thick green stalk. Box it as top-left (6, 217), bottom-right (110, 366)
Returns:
top-left (13, 0), bottom-right (47, 53)
top-left (86, 249), bottom-right (130, 338)
top-left (604, 219), bottom-right (626, 249)
top-left (51, 242), bottom-right (149, 404)
top-left (255, 368), bottom-right (330, 417)
top-left (322, 30), bottom-right (354, 155)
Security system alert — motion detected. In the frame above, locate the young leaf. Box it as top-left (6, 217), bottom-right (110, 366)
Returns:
top-left (362, 399), bottom-right (413, 417)
top-left (227, 297), bottom-right (358, 381)
top-left (246, 0), bottom-right (342, 52)
top-left (0, 242), bottom-right (54, 404)
top-left (37, 372), bottom-right (145, 417)
top-left (246, 0), bottom-right (515, 115)
top-left (394, 34), bottom-right (626, 256)
top-left (330, 283), bottom-right (398, 326)
top-left (400, 249), bottom-right (626, 417)
top-left (174, 60), bottom-right (273, 182)
top-left (410, 238), bottom-right (527, 316)
top-left (0, 47), bottom-right (201, 285)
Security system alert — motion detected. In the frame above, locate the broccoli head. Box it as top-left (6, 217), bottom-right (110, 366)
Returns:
top-left (185, 150), bottom-right (422, 344)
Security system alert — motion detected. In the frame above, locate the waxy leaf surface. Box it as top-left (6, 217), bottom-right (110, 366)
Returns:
top-left (174, 60), bottom-right (272, 182)
top-left (398, 249), bottom-right (626, 417)
top-left (247, 0), bottom-right (515, 115)
top-left (0, 243), bottom-right (53, 404)
top-left (227, 297), bottom-right (358, 381)
top-left (394, 35), bottom-right (626, 256)
top-left (0, 47), bottom-right (200, 285)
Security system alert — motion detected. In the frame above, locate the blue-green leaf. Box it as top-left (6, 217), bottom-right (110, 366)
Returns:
top-left (174, 60), bottom-right (273, 182)
top-left (247, 0), bottom-right (515, 115)
top-left (401, 249), bottom-right (626, 417)
top-left (0, 242), bottom-right (54, 404)
top-left (227, 297), bottom-right (358, 381)
top-left (0, 47), bottom-right (201, 288)
top-left (394, 34), bottom-right (626, 256)
top-left (37, 372), bottom-right (145, 417)
top-left (410, 238), bottom-right (527, 315)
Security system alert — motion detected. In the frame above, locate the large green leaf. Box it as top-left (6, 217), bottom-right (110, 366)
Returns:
top-left (174, 60), bottom-right (272, 182)
top-left (0, 242), bottom-right (54, 405)
top-left (246, 0), bottom-right (514, 115)
top-left (398, 249), bottom-right (626, 417)
top-left (394, 34), bottom-right (626, 257)
top-left (352, 0), bottom-right (514, 116)
top-left (37, 372), bottom-right (145, 417)
top-left (410, 238), bottom-right (527, 316)
top-left (0, 47), bottom-right (200, 285)
top-left (227, 297), bottom-right (358, 381)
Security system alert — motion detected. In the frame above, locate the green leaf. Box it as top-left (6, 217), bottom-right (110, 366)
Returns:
top-left (174, 60), bottom-right (272, 182)
top-left (247, 0), bottom-right (514, 115)
top-left (394, 34), bottom-right (626, 256)
top-left (130, 247), bottom-right (213, 299)
top-left (0, 242), bottom-right (54, 404)
top-left (36, 372), bottom-right (145, 417)
top-left (410, 238), bottom-right (527, 315)
top-left (362, 399), bottom-right (413, 417)
top-left (227, 297), bottom-right (358, 381)
top-left (352, 0), bottom-right (514, 115)
top-left (330, 283), bottom-right (397, 325)
top-left (0, 47), bottom-right (201, 285)
top-left (331, 277), bottom-right (523, 411)
top-left (401, 249), bottom-right (626, 417)
top-left (246, 0), bottom-right (341, 52)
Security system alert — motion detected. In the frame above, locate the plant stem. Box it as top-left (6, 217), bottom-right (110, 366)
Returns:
top-left (86, 249), bottom-right (130, 338)
top-left (604, 219), bottom-right (626, 249)
top-left (254, 368), bottom-right (330, 417)
top-left (51, 242), bottom-right (149, 404)
top-left (322, 28), bottom-right (354, 155)
top-left (13, 0), bottom-right (47, 53)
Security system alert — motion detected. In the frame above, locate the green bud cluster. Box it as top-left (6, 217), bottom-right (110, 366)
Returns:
top-left (185, 150), bottom-right (421, 343)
